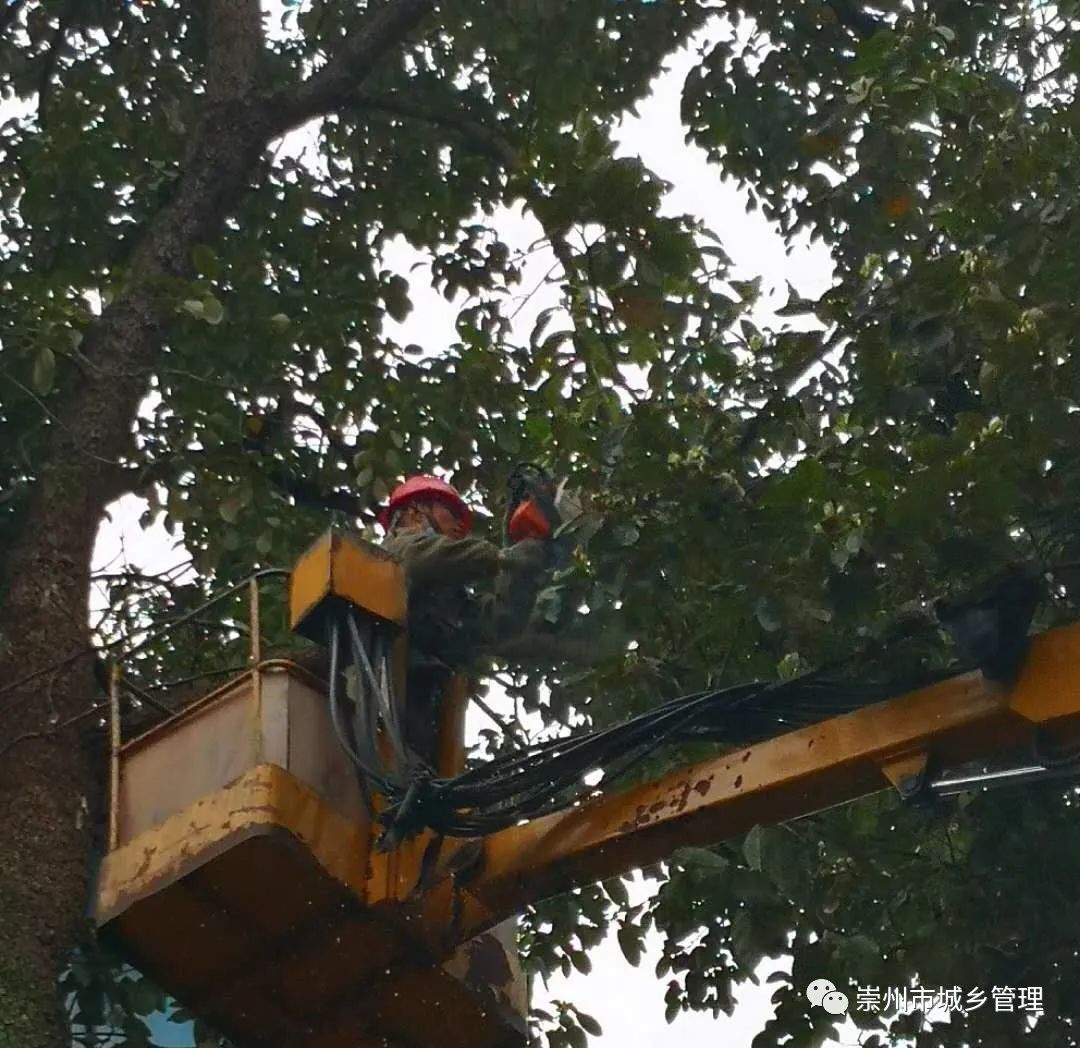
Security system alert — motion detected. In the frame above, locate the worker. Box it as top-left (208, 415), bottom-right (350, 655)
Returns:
top-left (376, 473), bottom-right (555, 761)
top-left (378, 475), bottom-right (553, 660)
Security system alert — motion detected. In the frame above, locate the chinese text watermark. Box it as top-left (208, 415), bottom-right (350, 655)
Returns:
top-left (807, 980), bottom-right (1044, 1018)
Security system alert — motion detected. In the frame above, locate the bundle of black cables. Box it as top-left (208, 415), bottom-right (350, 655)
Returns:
top-left (323, 605), bottom-right (979, 848)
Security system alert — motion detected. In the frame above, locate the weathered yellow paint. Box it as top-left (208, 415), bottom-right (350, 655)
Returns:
top-left (289, 531), bottom-right (407, 640)
top-left (96, 764), bottom-right (369, 925)
top-left (97, 761), bottom-right (525, 1047)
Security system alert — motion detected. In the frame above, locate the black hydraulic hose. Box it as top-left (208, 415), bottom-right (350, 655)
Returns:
top-left (337, 596), bottom-right (977, 840)
top-left (347, 613), bottom-right (396, 790)
top-left (327, 618), bottom-right (388, 801)
top-left (412, 688), bottom-right (734, 834)
top-left (397, 664), bottom-right (959, 837)
top-left (379, 632), bottom-right (408, 771)
top-left (443, 679), bottom-right (769, 795)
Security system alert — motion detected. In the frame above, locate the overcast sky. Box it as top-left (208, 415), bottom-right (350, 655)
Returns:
top-left (77, 5), bottom-right (862, 1046)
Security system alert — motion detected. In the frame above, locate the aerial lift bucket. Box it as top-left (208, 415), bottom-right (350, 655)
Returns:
top-left (94, 533), bottom-right (528, 1048)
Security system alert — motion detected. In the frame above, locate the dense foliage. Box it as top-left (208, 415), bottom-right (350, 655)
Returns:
top-left (4, 1), bottom-right (1080, 1046)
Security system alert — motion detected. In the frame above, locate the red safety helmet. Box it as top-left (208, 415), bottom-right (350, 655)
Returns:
top-left (376, 475), bottom-right (473, 533)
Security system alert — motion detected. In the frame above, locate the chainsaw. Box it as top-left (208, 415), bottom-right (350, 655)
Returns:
top-left (505, 463), bottom-right (562, 543)
top-left (504, 461), bottom-right (604, 559)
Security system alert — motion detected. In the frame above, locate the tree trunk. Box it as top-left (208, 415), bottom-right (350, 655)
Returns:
top-left (0, 118), bottom-right (270, 1048)
top-left (0, 1), bottom-right (434, 1038)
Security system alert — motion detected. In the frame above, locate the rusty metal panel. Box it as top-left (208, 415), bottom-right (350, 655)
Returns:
top-left (118, 664), bottom-right (368, 849)
top-left (107, 880), bottom-right (253, 997)
top-left (436, 674), bottom-right (469, 777)
top-left (268, 914), bottom-right (414, 1015)
top-left (119, 676), bottom-right (259, 844)
top-left (460, 673), bottom-right (1015, 929)
top-left (1009, 622), bottom-right (1080, 724)
top-left (97, 765), bottom-right (370, 926)
top-left (331, 532), bottom-right (406, 626)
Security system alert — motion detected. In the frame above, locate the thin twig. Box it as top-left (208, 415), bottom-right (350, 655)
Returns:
top-left (141, 664), bottom-right (252, 692)
top-left (472, 692), bottom-right (528, 747)
top-left (0, 568), bottom-right (290, 702)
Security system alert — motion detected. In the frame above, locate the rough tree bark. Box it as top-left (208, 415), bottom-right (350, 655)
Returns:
top-left (0, 2), bottom-right (434, 1044)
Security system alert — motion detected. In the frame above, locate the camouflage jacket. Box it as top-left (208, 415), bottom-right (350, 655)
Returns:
top-left (380, 531), bottom-right (548, 672)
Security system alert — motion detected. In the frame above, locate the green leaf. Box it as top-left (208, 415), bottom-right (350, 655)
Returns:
top-left (777, 652), bottom-right (803, 680)
top-left (219, 496), bottom-right (243, 524)
top-left (74, 986), bottom-right (105, 1027)
top-left (612, 522), bottom-right (640, 547)
top-left (192, 244), bottom-right (220, 279)
top-left (385, 275), bottom-right (411, 323)
top-left (731, 910), bottom-right (759, 968)
top-left (201, 294), bottom-right (225, 325)
top-left (754, 597), bottom-right (781, 633)
top-left (672, 846), bottom-right (729, 871)
top-left (617, 924), bottom-right (643, 967)
top-left (846, 76), bottom-right (874, 104)
top-left (578, 1012), bottom-right (602, 1037)
top-left (125, 976), bottom-right (162, 1015)
top-left (742, 825), bottom-right (764, 871)
top-left (604, 876), bottom-right (629, 907)
top-left (122, 1018), bottom-right (150, 1048)
top-left (32, 346), bottom-right (56, 394)
top-left (269, 312), bottom-right (291, 331)
top-left (569, 950), bottom-right (592, 974)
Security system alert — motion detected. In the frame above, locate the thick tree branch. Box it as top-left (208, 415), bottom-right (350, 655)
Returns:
top-left (264, 0), bottom-right (436, 135)
top-left (356, 93), bottom-right (521, 168)
top-left (205, 0), bottom-right (263, 103)
top-left (291, 400), bottom-right (355, 461)
top-left (36, 11), bottom-right (68, 129)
